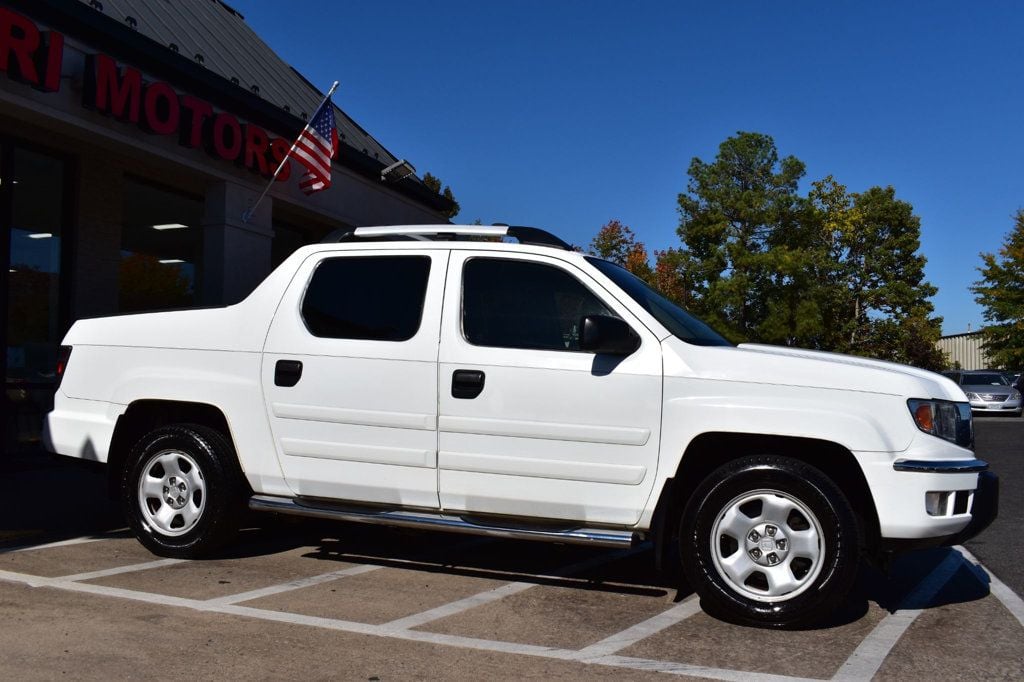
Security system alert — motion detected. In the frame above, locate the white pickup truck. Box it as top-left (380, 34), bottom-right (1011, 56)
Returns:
top-left (45, 224), bottom-right (997, 627)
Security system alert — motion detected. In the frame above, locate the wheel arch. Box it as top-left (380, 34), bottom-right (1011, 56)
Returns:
top-left (651, 431), bottom-right (880, 571)
top-left (107, 400), bottom-right (244, 497)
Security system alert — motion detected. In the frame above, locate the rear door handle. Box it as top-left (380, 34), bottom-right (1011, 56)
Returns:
top-left (452, 369), bottom-right (485, 399)
top-left (275, 360), bottom-right (303, 387)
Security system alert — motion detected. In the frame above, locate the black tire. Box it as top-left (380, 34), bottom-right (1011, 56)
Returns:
top-left (678, 455), bottom-right (860, 628)
top-left (121, 423), bottom-right (245, 559)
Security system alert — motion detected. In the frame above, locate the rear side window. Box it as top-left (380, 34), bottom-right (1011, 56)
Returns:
top-left (302, 256), bottom-right (431, 341)
top-left (462, 257), bottom-right (615, 351)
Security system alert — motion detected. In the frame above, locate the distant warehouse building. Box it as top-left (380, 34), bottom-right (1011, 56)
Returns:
top-left (0, 0), bottom-right (455, 452)
top-left (937, 331), bottom-right (989, 370)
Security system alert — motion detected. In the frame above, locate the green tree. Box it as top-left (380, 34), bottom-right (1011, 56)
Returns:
top-left (805, 178), bottom-right (945, 369)
top-left (668, 131), bottom-right (944, 367)
top-left (676, 131), bottom-right (806, 343)
top-left (972, 210), bottom-right (1024, 368)
top-left (421, 172), bottom-right (460, 219)
top-left (590, 219), bottom-right (653, 281)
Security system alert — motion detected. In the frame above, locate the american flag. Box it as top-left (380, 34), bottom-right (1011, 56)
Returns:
top-left (288, 99), bottom-right (338, 194)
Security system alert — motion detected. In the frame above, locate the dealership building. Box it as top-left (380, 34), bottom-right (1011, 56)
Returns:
top-left (0, 0), bottom-right (454, 452)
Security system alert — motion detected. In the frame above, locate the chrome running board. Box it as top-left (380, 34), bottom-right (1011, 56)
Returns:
top-left (249, 495), bottom-right (637, 548)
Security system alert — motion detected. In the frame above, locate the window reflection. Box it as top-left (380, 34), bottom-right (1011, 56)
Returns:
top-left (119, 177), bottom-right (202, 312)
top-left (5, 145), bottom-right (65, 452)
top-left (6, 147), bottom-right (64, 384)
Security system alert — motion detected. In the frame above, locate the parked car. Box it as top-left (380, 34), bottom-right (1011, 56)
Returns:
top-left (945, 370), bottom-right (1022, 416)
top-left (44, 225), bottom-right (997, 629)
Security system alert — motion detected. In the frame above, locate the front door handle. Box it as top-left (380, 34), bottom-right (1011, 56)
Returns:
top-left (452, 369), bottom-right (485, 399)
top-left (275, 360), bottom-right (303, 387)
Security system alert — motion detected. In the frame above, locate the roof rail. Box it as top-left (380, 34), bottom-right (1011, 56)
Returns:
top-left (320, 225), bottom-right (571, 250)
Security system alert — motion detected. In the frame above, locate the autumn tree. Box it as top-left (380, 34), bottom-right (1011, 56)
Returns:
top-left (972, 210), bottom-right (1024, 368)
top-left (422, 172), bottom-right (460, 219)
top-left (589, 220), bottom-right (653, 280)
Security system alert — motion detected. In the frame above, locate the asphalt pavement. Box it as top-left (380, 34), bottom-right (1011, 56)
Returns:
top-left (965, 415), bottom-right (1024, 596)
top-left (1, 419), bottom-right (1022, 680)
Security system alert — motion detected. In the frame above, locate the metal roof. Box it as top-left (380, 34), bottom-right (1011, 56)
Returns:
top-left (75, 0), bottom-right (400, 169)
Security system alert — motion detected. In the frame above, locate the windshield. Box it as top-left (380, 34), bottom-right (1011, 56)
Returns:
top-left (962, 373), bottom-right (1009, 386)
top-left (586, 257), bottom-right (732, 347)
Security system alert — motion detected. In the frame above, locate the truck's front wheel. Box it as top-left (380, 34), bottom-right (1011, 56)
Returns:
top-left (121, 424), bottom-right (244, 559)
top-left (679, 455), bottom-right (860, 628)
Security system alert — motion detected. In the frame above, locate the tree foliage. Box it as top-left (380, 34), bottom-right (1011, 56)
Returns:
top-left (972, 211), bottom-right (1024, 368)
top-left (589, 220), bottom-right (653, 281)
top-left (421, 172), bottom-right (460, 219)
top-left (588, 131), bottom-right (946, 369)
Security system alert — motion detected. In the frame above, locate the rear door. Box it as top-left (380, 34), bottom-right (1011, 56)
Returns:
top-left (261, 248), bottom-right (447, 507)
top-left (437, 251), bottom-right (663, 526)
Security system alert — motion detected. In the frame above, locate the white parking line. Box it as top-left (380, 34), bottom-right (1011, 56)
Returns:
top-left (956, 544), bottom-right (1024, 628)
top-left (573, 596), bottom-right (703, 659)
top-left (0, 534), bottom-right (114, 555)
top-left (5, 541), bottom-right (1015, 681)
top-left (378, 545), bottom-right (648, 632)
top-left (380, 580), bottom-right (535, 632)
top-left (590, 653), bottom-right (821, 681)
top-left (59, 558), bottom-right (185, 582)
top-left (831, 549), bottom-right (965, 681)
top-left (0, 564), bottom-right (869, 682)
top-left (207, 564), bottom-right (383, 605)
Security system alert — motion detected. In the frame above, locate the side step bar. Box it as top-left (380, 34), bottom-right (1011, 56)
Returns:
top-left (249, 495), bottom-right (637, 548)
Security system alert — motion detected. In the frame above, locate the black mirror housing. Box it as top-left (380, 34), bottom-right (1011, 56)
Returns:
top-left (580, 315), bottom-right (640, 356)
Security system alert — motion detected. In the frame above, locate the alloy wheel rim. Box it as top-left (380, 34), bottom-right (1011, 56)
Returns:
top-left (137, 449), bottom-right (206, 537)
top-left (710, 488), bottom-right (825, 603)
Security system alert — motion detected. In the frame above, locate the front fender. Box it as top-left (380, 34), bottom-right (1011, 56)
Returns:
top-left (639, 378), bottom-right (917, 527)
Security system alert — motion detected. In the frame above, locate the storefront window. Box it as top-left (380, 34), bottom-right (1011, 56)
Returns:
top-left (119, 178), bottom-right (203, 313)
top-left (4, 145), bottom-right (66, 451)
top-left (272, 215), bottom-right (335, 268)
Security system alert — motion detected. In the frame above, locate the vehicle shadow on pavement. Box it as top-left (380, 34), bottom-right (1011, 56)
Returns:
top-left (1, 457), bottom-right (993, 632)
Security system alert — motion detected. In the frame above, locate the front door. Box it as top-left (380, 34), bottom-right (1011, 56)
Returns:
top-left (437, 251), bottom-right (663, 526)
top-left (262, 248), bottom-right (447, 507)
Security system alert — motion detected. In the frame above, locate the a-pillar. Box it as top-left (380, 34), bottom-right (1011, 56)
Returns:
top-left (200, 181), bottom-right (273, 305)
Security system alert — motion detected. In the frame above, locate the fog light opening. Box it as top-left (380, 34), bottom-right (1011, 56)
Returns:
top-left (926, 491), bottom-right (951, 516)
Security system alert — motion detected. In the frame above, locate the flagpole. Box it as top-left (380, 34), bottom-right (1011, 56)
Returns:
top-left (242, 80), bottom-right (339, 223)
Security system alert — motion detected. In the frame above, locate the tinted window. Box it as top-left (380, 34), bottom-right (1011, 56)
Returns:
top-left (961, 373), bottom-right (1008, 386)
top-left (302, 256), bottom-right (431, 341)
top-left (462, 258), bottom-right (615, 351)
top-left (585, 257), bottom-right (732, 347)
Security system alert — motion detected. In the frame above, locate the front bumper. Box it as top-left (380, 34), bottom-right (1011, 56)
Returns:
top-left (968, 397), bottom-right (1022, 413)
top-left (952, 470), bottom-right (999, 544)
top-left (858, 433), bottom-right (996, 540)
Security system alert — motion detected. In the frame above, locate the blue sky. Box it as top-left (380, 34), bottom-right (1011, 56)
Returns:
top-left (233, 1), bottom-right (1023, 335)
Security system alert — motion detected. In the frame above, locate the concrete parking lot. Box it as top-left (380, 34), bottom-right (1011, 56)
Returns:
top-left (1, 418), bottom-right (1022, 681)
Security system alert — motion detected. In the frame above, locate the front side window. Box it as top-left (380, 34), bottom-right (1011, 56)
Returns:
top-left (302, 256), bottom-right (431, 341)
top-left (585, 257), bottom-right (732, 347)
top-left (462, 258), bottom-right (615, 351)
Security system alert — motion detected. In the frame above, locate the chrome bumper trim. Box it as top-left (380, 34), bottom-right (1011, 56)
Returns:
top-left (893, 459), bottom-right (989, 473)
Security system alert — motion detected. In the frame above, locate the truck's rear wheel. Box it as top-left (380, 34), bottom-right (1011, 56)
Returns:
top-left (121, 424), bottom-right (244, 559)
top-left (679, 455), bottom-right (860, 628)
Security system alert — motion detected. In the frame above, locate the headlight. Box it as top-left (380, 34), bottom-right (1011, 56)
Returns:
top-left (908, 399), bottom-right (973, 447)
top-left (1011, 390), bottom-right (1022, 401)
top-left (964, 392), bottom-right (980, 401)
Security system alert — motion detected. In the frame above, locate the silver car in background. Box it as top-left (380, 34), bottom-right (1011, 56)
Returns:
top-left (944, 370), bottom-right (1023, 416)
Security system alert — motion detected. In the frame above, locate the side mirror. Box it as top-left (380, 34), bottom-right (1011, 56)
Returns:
top-left (579, 315), bottom-right (640, 356)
